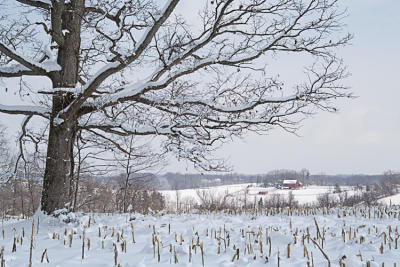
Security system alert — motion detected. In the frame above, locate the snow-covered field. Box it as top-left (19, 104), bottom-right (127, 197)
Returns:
top-left (378, 193), bottom-right (400, 206)
top-left (160, 184), bottom-right (360, 209)
top-left (1, 206), bottom-right (400, 267)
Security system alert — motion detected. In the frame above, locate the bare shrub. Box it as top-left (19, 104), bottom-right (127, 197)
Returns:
top-left (195, 189), bottom-right (232, 211)
top-left (317, 193), bottom-right (337, 208)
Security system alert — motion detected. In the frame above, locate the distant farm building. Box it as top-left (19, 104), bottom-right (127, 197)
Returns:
top-left (282, 180), bottom-right (303, 189)
top-left (258, 191), bottom-right (268, 195)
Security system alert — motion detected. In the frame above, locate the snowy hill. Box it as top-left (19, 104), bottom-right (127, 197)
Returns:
top-left (378, 193), bottom-right (400, 206)
top-left (159, 184), bottom-right (360, 210)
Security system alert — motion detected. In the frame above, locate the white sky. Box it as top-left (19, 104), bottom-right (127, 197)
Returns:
top-left (1, 0), bottom-right (399, 175)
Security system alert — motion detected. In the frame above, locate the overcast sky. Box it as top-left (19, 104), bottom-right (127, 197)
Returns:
top-left (165, 0), bottom-right (400, 175)
top-left (1, 0), bottom-right (399, 175)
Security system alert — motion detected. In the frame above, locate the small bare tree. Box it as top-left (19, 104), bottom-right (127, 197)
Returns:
top-left (172, 180), bottom-right (181, 212)
top-left (111, 135), bottom-right (163, 213)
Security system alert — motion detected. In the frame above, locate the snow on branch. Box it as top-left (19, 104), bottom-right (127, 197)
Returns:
top-left (70, 0), bottom-right (350, 123)
top-left (0, 104), bottom-right (50, 118)
top-left (0, 41), bottom-right (60, 76)
top-left (80, 123), bottom-right (175, 136)
top-left (0, 64), bottom-right (41, 77)
top-left (65, 0), bottom-right (180, 116)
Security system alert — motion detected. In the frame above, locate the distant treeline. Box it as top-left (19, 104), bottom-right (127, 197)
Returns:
top-left (2, 166), bottom-right (398, 217)
top-left (155, 169), bottom-right (400, 190)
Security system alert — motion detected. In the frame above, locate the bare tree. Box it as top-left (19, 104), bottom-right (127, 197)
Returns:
top-left (71, 131), bottom-right (85, 211)
top-left (172, 180), bottom-right (181, 212)
top-left (287, 191), bottom-right (298, 208)
top-left (243, 186), bottom-right (249, 209)
top-left (0, 148), bottom-right (43, 217)
top-left (265, 193), bottom-right (284, 208)
top-left (382, 170), bottom-right (400, 194)
top-left (196, 188), bottom-right (232, 211)
top-left (300, 168), bottom-right (311, 186)
top-left (112, 135), bottom-right (162, 213)
top-left (0, 0), bottom-right (352, 214)
top-left (70, 128), bottom-right (130, 211)
top-left (334, 183), bottom-right (341, 193)
top-left (317, 192), bottom-right (336, 207)
top-left (23, 154), bottom-right (43, 214)
top-left (0, 124), bottom-right (12, 177)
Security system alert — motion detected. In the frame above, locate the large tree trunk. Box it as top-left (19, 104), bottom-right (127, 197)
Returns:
top-left (41, 0), bottom-right (84, 214)
top-left (41, 120), bottom-right (76, 213)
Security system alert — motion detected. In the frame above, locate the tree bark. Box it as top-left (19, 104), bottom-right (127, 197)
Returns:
top-left (41, 120), bottom-right (76, 213)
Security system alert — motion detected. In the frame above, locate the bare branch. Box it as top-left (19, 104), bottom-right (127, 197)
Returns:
top-left (15, 0), bottom-right (51, 10)
top-left (14, 115), bottom-right (33, 175)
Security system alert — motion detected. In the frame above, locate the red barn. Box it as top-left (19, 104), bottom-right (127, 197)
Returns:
top-left (282, 180), bottom-right (302, 189)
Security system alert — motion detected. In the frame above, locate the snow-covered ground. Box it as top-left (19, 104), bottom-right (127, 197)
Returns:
top-left (378, 193), bottom-right (400, 205)
top-left (1, 207), bottom-right (400, 267)
top-left (160, 184), bottom-right (360, 209)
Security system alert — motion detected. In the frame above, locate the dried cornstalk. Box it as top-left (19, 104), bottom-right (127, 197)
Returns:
top-left (29, 220), bottom-right (34, 267)
top-left (12, 237), bottom-right (16, 252)
top-left (311, 238), bottom-right (330, 267)
top-left (82, 229), bottom-right (85, 259)
top-left (232, 248), bottom-right (239, 262)
top-left (114, 243), bottom-right (118, 266)
top-left (41, 248), bottom-right (49, 263)
top-left (189, 245), bottom-right (192, 263)
top-left (131, 223), bottom-right (135, 243)
top-left (157, 238), bottom-right (160, 262)
top-left (356, 251), bottom-right (362, 262)
top-left (304, 245), bottom-right (310, 260)
top-left (277, 250), bottom-right (280, 267)
top-left (314, 218), bottom-right (322, 240)
top-left (174, 246), bottom-right (178, 264)
top-left (152, 234), bottom-right (156, 258)
top-left (1, 247), bottom-right (5, 267)
top-left (200, 242), bottom-right (204, 266)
